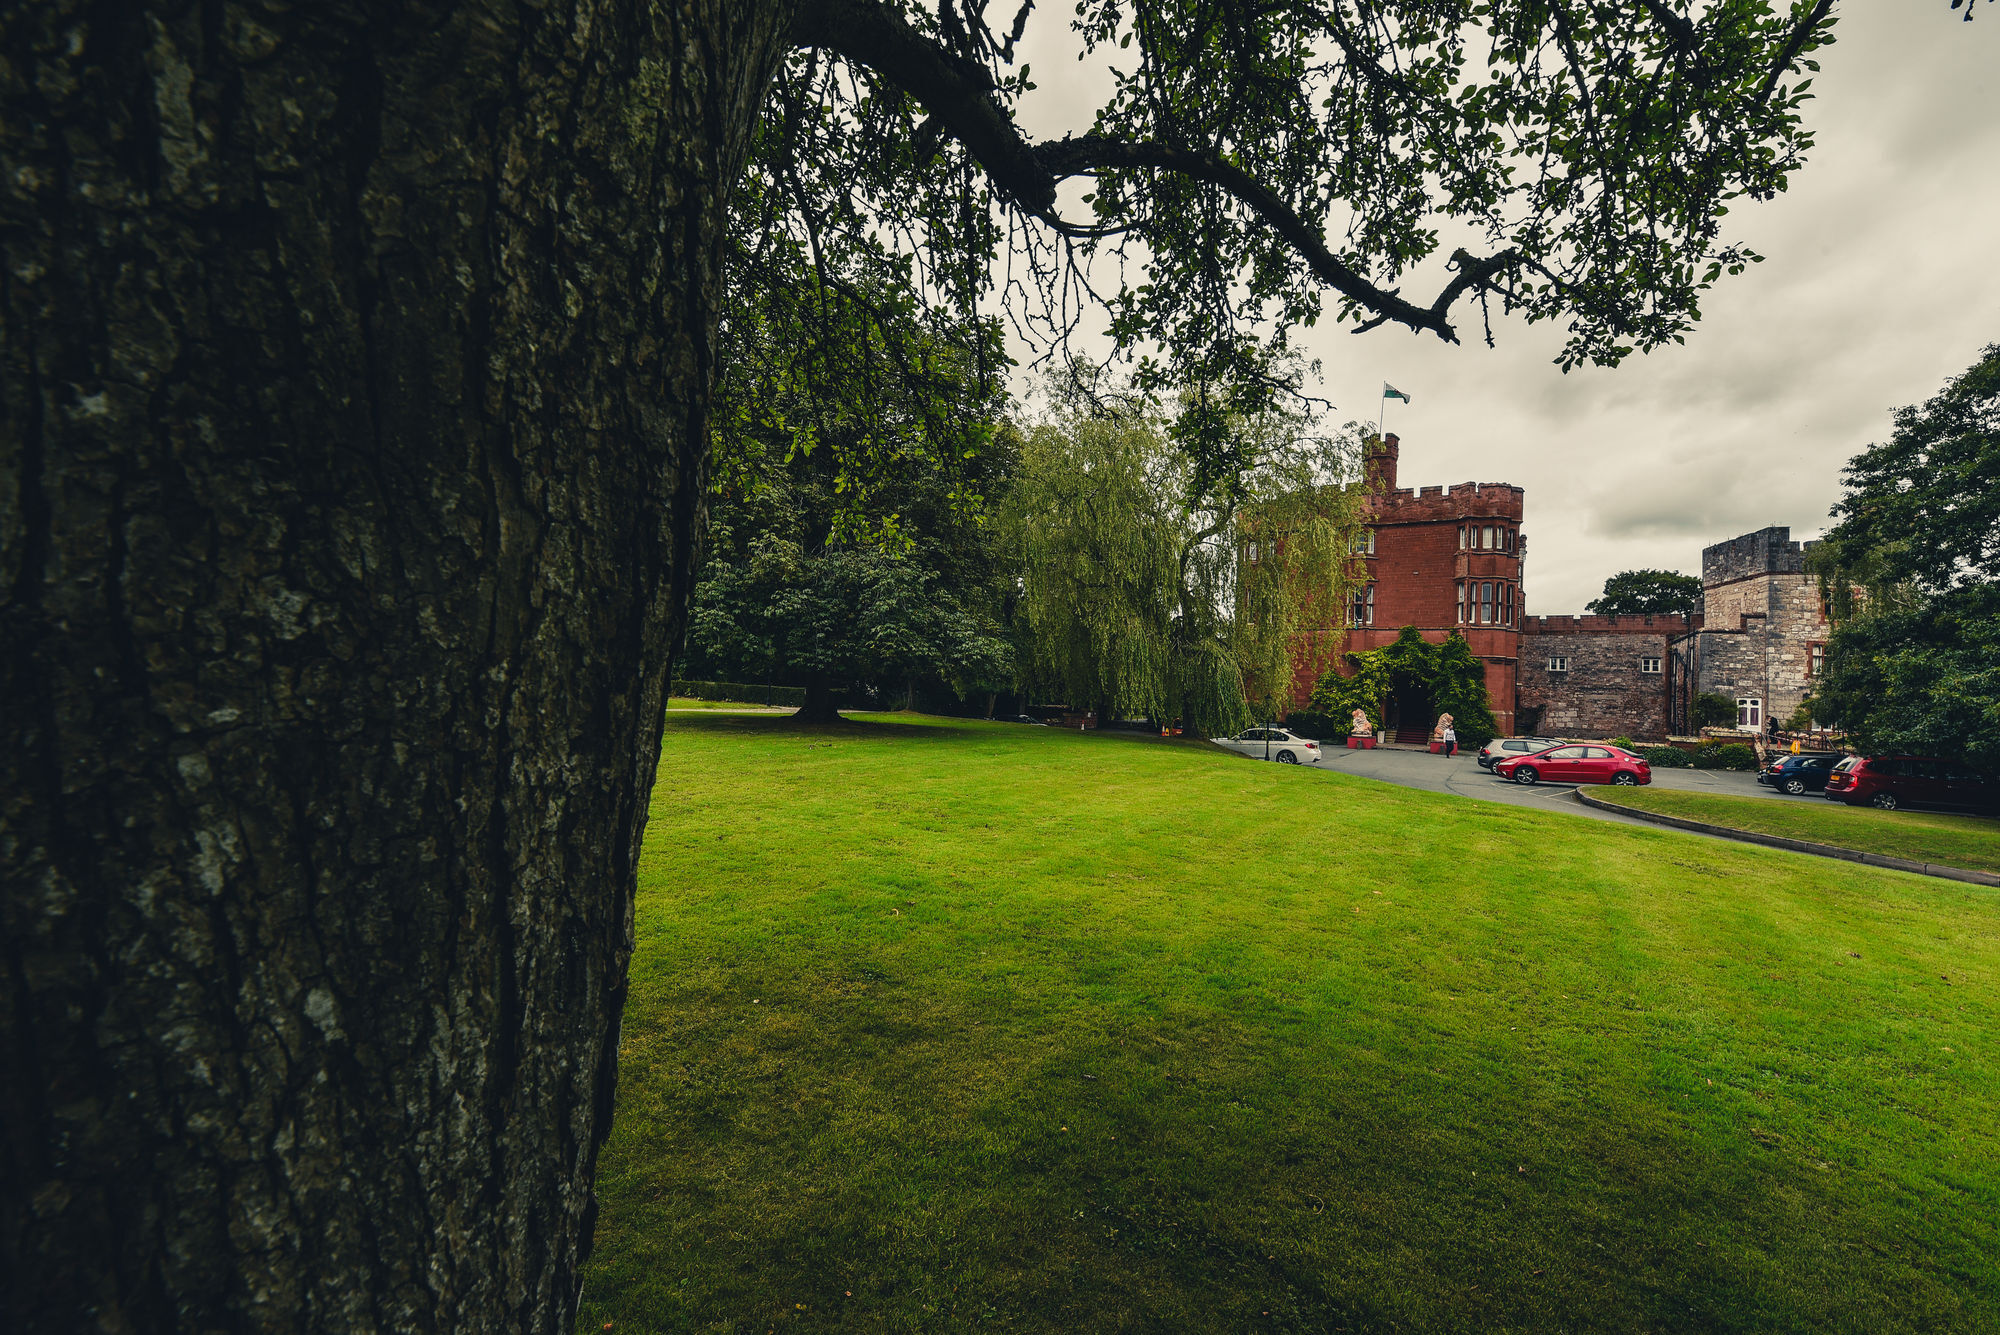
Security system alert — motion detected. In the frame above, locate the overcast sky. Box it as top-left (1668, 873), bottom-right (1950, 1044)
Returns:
top-left (1004, 2), bottom-right (2000, 614)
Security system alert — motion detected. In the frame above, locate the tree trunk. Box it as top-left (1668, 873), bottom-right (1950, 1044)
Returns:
top-left (795, 675), bottom-right (840, 724)
top-left (1, 2), bottom-right (794, 1330)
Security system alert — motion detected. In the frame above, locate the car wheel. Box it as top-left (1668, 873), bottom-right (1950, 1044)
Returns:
top-left (1513, 766), bottom-right (1539, 786)
top-left (1277, 751), bottom-right (1299, 764)
top-left (1611, 772), bottom-right (1638, 786)
top-left (1870, 791), bottom-right (1900, 811)
top-left (1783, 778), bottom-right (1807, 795)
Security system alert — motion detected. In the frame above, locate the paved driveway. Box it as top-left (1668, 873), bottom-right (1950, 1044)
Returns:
top-left (1303, 743), bottom-right (1780, 831)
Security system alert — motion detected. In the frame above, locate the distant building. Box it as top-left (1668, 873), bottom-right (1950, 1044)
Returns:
top-left (1666, 527), bottom-right (1830, 735)
top-left (1291, 433), bottom-right (1525, 740)
top-left (1292, 439), bottom-right (1831, 742)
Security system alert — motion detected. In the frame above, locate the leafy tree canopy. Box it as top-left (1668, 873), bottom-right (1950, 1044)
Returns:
top-left (1814, 343), bottom-right (2000, 610)
top-left (1587, 568), bottom-right (1704, 617)
top-left (1004, 379), bottom-right (1364, 735)
top-left (778, 0), bottom-right (1839, 490)
top-left (690, 196), bottom-right (1018, 719)
top-left (1808, 344), bottom-right (2000, 768)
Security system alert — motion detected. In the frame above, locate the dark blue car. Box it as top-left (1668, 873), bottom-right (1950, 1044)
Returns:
top-left (1758, 751), bottom-right (1845, 796)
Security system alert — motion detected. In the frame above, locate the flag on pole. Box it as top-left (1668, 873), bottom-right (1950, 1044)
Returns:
top-left (1382, 383), bottom-right (1411, 403)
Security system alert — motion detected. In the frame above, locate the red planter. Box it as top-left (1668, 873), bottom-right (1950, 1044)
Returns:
top-left (1347, 736), bottom-right (1377, 749)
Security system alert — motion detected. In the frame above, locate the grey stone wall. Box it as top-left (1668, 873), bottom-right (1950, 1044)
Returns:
top-left (1518, 632), bottom-right (1673, 738)
top-left (1702, 525), bottom-right (1810, 586)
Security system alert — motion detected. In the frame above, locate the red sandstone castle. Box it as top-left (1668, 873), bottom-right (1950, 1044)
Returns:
top-left (1293, 435), bottom-right (1830, 742)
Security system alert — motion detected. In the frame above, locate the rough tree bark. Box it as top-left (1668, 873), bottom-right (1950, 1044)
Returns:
top-left (2, 1), bottom-right (793, 1329)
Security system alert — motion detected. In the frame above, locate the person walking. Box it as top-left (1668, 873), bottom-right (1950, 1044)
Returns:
top-left (1438, 713), bottom-right (1458, 759)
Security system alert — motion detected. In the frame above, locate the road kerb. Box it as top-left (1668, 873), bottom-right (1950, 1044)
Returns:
top-left (1573, 789), bottom-right (2000, 888)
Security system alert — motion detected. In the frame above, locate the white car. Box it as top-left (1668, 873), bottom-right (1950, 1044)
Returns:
top-left (1212, 727), bottom-right (1322, 764)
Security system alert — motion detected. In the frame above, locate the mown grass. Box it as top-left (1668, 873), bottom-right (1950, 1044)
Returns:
top-left (1597, 786), bottom-right (2000, 874)
top-left (667, 695), bottom-right (791, 711)
top-left (578, 713), bottom-right (1999, 1334)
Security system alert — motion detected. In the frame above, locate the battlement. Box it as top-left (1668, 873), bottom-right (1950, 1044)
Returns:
top-left (1373, 479), bottom-right (1525, 523)
top-left (1522, 613), bottom-right (1698, 636)
top-left (1702, 526), bottom-right (1819, 585)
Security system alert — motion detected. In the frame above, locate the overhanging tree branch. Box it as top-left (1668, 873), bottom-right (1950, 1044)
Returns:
top-left (795, 0), bottom-right (1515, 343)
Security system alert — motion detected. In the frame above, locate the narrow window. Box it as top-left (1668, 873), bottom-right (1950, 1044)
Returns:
top-left (1502, 583), bottom-right (1514, 625)
top-left (1247, 541), bottom-right (1260, 565)
top-left (1481, 581), bottom-right (1495, 623)
top-left (1456, 580), bottom-right (1466, 624)
top-left (1808, 643), bottom-right (1825, 677)
top-left (1366, 585), bottom-right (1375, 625)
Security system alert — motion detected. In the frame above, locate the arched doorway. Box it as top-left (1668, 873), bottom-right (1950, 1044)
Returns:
top-left (1386, 672), bottom-right (1433, 745)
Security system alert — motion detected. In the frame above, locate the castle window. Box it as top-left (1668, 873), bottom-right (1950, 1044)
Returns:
top-left (1640, 656), bottom-right (1662, 674)
top-left (1456, 580), bottom-right (1466, 624)
top-left (1547, 656), bottom-right (1568, 674)
top-left (1737, 697), bottom-right (1762, 728)
top-left (1349, 584), bottom-right (1375, 627)
top-left (1480, 581), bottom-right (1495, 623)
top-left (1458, 525), bottom-right (1469, 550)
top-left (1351, 529), bottom-right (1375, 555)
top-left (1809, 643), bottom-right (1825, 677)
top-left (1483, 525), bottom-right (1495, 550)
top-left (1247, 541), bottom-right (1260, 565)
top-left (1503, 582), bottom-right (1515, 625)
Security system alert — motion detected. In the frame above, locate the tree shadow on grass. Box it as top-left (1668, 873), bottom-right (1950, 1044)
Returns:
top-left (582, 948), bottom-right (1994, 1335)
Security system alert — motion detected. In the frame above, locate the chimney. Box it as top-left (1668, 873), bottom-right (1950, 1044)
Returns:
top-left (1364, 432), bottom-right (1399, 491)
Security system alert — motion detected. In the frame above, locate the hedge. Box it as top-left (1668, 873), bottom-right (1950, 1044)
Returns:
top-left (671, 679), bottom-right (806, 708)
top-left (1640, 746), bottom-right (1695, 768)
top-left (1692, 741), bottom-right (1758, 771)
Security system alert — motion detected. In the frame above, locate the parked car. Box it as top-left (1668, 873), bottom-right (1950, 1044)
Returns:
top-left (1003, 714), bottom-right (1048, 725)
top-left (1758, 751), bottom-right (1844, 795)
top-left (1477, 736), bottom-right (1568, 770)
top-left (1212, 727), bottom-right (1322, 765)
top-left (1822, 755), bottom-right (1995, 812)
top-left (1494, 743), bottom-right (1651, 787)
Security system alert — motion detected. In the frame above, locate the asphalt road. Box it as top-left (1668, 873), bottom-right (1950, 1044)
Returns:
top-left (1303, 742), bottom-right (1784, 830)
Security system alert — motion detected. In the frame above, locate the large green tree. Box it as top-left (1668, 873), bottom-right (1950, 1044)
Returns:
top-left (1809, 344), bottom-right (2000, 769)
top-left (1587, 569), bottom-right (1704, 617)
top-left (2, 2), bottom-right (1841, 1327)
top-left (1005, 389), bottom-right (1362, 736)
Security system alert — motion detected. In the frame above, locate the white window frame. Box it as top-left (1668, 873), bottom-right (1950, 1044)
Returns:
top-left (1547, 656), bottom-right (1568, 674)
top-left (1639, 656), bottom-right (1662, 675)
top-left (1737, 697), bottom-right (1762, 728)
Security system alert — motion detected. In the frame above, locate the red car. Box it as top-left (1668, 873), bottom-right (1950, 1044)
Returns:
top-left (1822, 755), bottom-right (1995, 813)
top-left (1494, 743), bottom-right (1652, 787)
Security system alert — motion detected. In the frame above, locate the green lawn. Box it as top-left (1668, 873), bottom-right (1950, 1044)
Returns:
top-left (1596, 786), bottom-right (2000, 874)
top-left (579, 714), bottom-right (1999, 1334)
top-left (667, 695), bottom-right (791, 711)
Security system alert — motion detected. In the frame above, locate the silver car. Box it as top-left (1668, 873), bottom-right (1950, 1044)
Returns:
top-left (1477, 736), bottom-right (1567, 770)
top-left (1212, 727), bottom-right (1323, 765)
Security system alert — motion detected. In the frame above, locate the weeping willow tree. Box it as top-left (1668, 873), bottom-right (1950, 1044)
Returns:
top-left (1006, 388), bottom-right (1365, 735)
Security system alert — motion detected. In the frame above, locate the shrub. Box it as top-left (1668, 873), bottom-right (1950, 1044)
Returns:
top-left (1284, 712), bottom-right (1348, 740)
top-left (1609, 736), bottom-right (1634, 750)
top-left (1692, 742), bottom-right (1757, 770)
top-left (1641, 746), bottom-right (1695, 768)
top-left (671, 678), bottom-right (807, 708)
